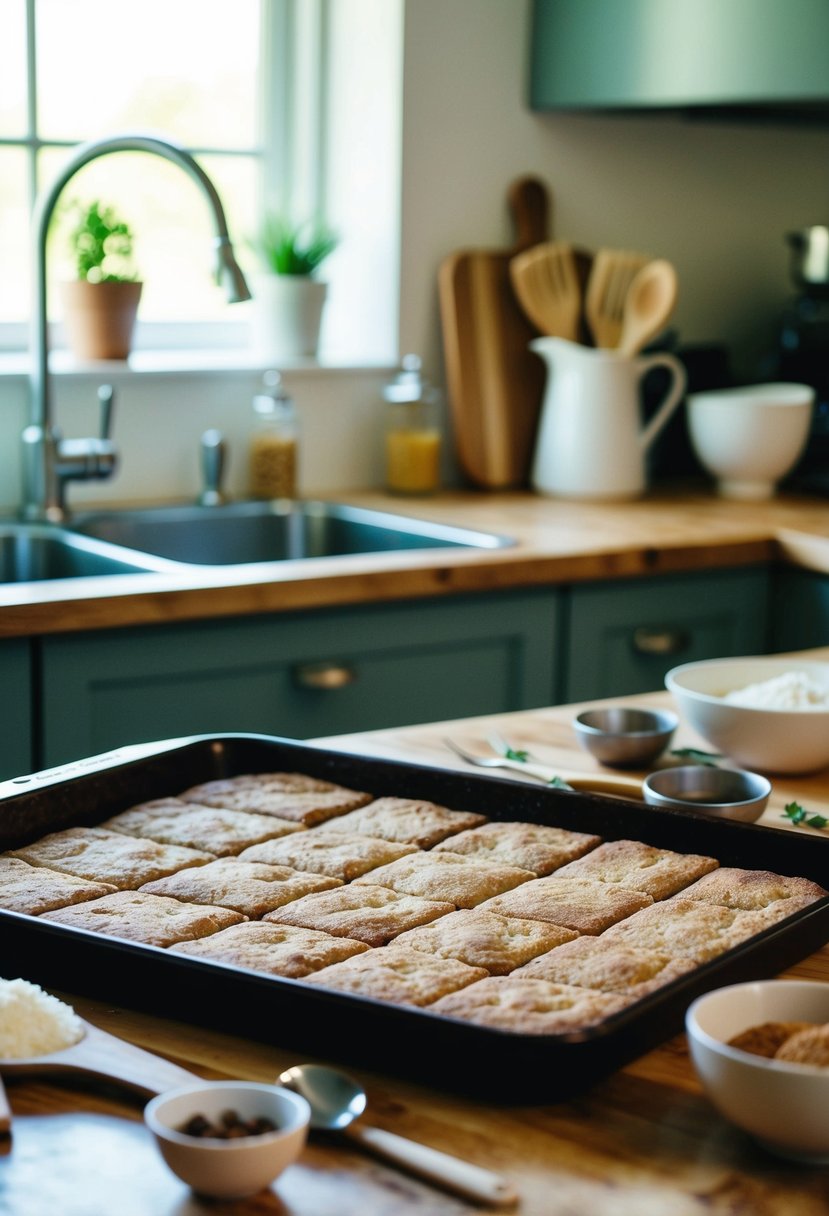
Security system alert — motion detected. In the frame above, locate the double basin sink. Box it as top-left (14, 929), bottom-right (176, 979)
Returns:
top-left (0, 501), bottom-right (513, 585)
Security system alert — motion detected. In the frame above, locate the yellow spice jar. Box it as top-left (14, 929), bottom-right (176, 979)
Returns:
top-left (384, 354), bottom-right (441, 495)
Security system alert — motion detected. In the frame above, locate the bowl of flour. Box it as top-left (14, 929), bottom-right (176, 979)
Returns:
top-left (666, 657), bottom-right (829, 774)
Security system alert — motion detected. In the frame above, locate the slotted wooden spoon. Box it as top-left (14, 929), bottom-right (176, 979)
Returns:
top-left (617, 258), bottom-right (678, 356)
top-left (509, 241), bottom-right (584, 341)
top-left (585, 248), bottom-right (649, 349)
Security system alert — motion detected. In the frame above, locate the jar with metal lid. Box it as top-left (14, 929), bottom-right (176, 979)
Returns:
top-left (249, 370), bottom-right (298, 499)
top-left (384, 354), bottom-right (441, 495)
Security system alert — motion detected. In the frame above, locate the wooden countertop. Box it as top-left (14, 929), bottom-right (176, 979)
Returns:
top-left (2, 485), bottom-right (828, 638)
top-left (3, 664), bottom-right (828, 1214)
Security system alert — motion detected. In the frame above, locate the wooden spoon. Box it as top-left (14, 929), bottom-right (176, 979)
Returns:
top-left (617, 258), bottom-right (678, 356)
top-left (585, 248), bottom-right (649, 349)
top-left (0, 1017), bottom-right (200, 1096)
top-left (509, 241), bottom-right (583, 341)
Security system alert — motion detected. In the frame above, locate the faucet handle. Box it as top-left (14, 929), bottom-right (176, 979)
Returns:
top-left (98, 384), bottom-right (115, 440)
top-left (199, 428), bottom-right (229, 506)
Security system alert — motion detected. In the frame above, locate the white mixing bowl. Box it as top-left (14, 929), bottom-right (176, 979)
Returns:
top-left (686, 382), bottom-right (814, 500)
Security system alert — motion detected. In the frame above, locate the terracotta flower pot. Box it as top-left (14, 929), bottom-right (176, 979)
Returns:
top-left (60, 279), bottom-right (143, 361)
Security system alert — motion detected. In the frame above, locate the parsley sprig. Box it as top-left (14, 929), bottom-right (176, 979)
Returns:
top-left (782, 801), bottom-right (828, 831)
top-left (670, 747), bottom-right (724, 767)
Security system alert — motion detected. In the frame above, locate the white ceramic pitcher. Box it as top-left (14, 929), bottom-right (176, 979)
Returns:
top-left (530, 337), bottom-right (687, 499)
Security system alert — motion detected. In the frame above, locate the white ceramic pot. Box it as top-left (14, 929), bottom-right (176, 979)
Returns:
top-left (686, 382), bottom-right (814, 500)
top-left (250, 274), bottom-right (327, 360)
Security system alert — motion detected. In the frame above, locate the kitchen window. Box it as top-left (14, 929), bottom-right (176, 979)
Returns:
top-left (0, 0), bottom-right (402, 364)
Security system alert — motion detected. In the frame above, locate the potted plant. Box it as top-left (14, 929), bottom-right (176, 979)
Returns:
top-left (248, 213), bottom-right (338, 360)
top-left (59, 200), bottom-right (142, 360)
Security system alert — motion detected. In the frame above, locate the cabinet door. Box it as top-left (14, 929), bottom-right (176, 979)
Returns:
top-left (40, 590), bottom-right (558, 766)
top-left (0, 640), bottom-right (33, 780)
top-left (563, 567), bottom-right (771, 702)
top-left (771, 568), bottom-right (829, 652)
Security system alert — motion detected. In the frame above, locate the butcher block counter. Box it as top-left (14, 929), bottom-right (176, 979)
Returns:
top-left (3, 663), bottom-right (829, 1216)
top-left (2, 484), bottom-right (829, 637)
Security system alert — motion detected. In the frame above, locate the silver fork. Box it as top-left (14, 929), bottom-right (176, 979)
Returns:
top-left (443, 737), bottom-right (643, 798)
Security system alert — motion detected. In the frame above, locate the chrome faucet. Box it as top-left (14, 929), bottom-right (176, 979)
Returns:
top-left (21, 132), bottom-right (251, 522)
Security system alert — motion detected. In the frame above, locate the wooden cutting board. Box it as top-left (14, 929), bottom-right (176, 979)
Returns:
top-left (439, 176), bottom-right (551, 489)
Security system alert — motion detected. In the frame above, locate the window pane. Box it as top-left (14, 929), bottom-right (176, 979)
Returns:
top-left (36, 0), bottom-right (260, 148)
top-left (0, 0), bottom-right (27, 138)
top-left (0, 150), bottom-right (30, 322)
top-left (40, 148), bottom-right (261, 323)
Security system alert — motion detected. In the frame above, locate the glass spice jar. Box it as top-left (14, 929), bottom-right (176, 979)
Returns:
top-left (249, 370), bottom-right (298, 499)
top-left (384, 354), bottom-right (441, 495)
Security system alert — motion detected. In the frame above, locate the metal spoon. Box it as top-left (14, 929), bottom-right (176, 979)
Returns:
top-left (278, 1063), bottom-right (518, 1208)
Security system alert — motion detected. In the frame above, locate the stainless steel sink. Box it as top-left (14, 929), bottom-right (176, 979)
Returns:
top-left (0, 524), bottom-right (183, 584)
top-left (70, 501), bottom-right (514, 566)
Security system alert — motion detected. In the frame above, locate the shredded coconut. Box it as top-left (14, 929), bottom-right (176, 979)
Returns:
top-left (0, 977), bottom-right (84, 1058)
top-left (723, 670), bottom-right (829, 710)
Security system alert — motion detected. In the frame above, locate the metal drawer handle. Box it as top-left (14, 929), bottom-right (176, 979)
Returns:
top-left (293, 662), bottom-right (357, 690)
top-left (631, 626), bottom-right (690, 656)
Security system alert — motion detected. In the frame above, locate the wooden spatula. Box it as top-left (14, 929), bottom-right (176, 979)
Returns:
top-left (617, 258), bottom-right (678, 356)
top-left (509, 241), bottom-right (583, 341)
top-left (585, 248), bottom-right (649, 349)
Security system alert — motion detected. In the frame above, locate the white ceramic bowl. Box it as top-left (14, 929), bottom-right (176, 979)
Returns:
top-left (686, 382), bottom-right (814, 500)
top-left (144, 1081), bottom-right (310, 1200)
top-left (665, 656), bottom-right (829, 773)
top-left (686, 980), bottom-right (829, 1163)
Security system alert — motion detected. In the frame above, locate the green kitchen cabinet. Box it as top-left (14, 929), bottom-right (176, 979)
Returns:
top-left (771, 568), bottom-right (829, 651)
top-left (561, 567), bottom-right (771, 702)
top-left (38, 589), bottom-right (559, 766)
top-left (0, 639), bottom-right (33, 780)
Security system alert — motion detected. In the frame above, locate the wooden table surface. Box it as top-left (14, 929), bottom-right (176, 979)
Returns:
top-left (3, 667), bottom-right (829, 1215)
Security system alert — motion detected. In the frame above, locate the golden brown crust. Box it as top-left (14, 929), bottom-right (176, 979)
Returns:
top-left (8, 827), bottom-right (213, 889)
top-left (432, 821), bottom-right (601, 876)
top-left (103, 798), bottom-right (303, 856)
top-left (139, 859), bottom-right (341, 917)
top-left (179, 772), bottom-right (372, 826)
top-left (0, 857), bottom-right (116, 915)
top-left (601, 897), bottom-right (788, 962)
top-left (553, 839), bottom-right (718, 899)
top-left (392, 909), bottom-right (577, 975)
top-left (169, 921), bottom-right (369, 977)
top-left (678, 867), bottom-right (827, 913)
top-left (305, 945), bottom-right (487, 1006)
top-left (40, 891), bottom-right (243, 947)
top-left (264, 883), bottom-right (454, 946)
top-left (238, 831), bottom-right (418, 880)
top-left (322, 797), bottom-right (486, 848)
top-left (480, 876), bottom-right (652, 935)
top-left (514, 935), bottom-right (695, 995)
top-left (352, 851), bottom-right (533, 908)
top-left (430, 976), bottom-right (631, 1034)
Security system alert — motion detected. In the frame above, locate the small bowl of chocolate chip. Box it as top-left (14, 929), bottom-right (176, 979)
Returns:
top-left (144, 1080), bottom-right (311, 1199)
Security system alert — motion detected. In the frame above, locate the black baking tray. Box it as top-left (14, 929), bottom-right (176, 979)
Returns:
top-left (1, 732), bottom-right (828, 1104)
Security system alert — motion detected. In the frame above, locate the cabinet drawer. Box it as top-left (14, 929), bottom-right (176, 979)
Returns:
top-left (40, 590), bottom-right (558, 766)
top-left (0, 639), bottom-right (33, 780)
top-left (563, 567), bottom-right (771, 702)
top-left (772, 568), bottom-right (829, 651)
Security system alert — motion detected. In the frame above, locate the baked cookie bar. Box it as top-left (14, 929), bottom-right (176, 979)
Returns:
top-left (430, 976), bottom-right (631, 1034)
top-left (306, 945), bottom-right (487, 1007)
top-left (553, 839), bottom-right (718, 900)
top-left (678, 867), bottom-right (827, 913)
top-left (179, 772), bottom-right (372, 827)
top-left (480, 875), bottom-right (652, 934)
top-left (170, 920), bottom-right (369, 978)
top-left (515, 934), bottom-right (696, 997)
top-left (8, 827), bottom-right (213, 889)
top-left (433, 821), bottom-right (601, 877)
top-left (322, 797), bottom-right (486, 848)
top-left (265, 883), bottom-right (453, 946)
top-left (238, 830), bottom-right (418, 880)
top-left (40, 890), bottom-right (243, 948)
top-left (392, 908), bottom-right (577, 975)
top-left (353, 851), bottom-right (532, 908)
top-left (103, 798), bottom-right (303, 856)
top-left (140, 858), bottom-right (341, 917)
top-left (0, 856), bottom-right (116, 916)
top-left (600, 897), bottom-right (790, 962)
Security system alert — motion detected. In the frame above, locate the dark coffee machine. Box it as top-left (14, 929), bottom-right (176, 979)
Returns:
top-left (780, 226), bottom-right (829, 492)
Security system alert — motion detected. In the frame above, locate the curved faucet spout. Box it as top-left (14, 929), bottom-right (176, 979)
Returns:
top-left (24, 131), bottom-right (251, 522)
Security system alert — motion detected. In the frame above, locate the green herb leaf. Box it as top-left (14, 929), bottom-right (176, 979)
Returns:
top-left (547, 775), bottom-right (571, 789)
top-left (670, 747), bottom-right (724, 766)
top-left (504, 746), bottom-right (529, 763)
top-left (783, 801), bottom-right (828, 830)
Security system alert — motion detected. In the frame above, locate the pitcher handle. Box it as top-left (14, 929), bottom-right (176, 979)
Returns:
top-left (637, 353), bottom-right (687, 452)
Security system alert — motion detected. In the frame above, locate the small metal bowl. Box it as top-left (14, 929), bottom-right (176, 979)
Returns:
top-left (573, 707), bottom-right (679, 768)
top-left (642, 765), bottom-right (771, 822)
